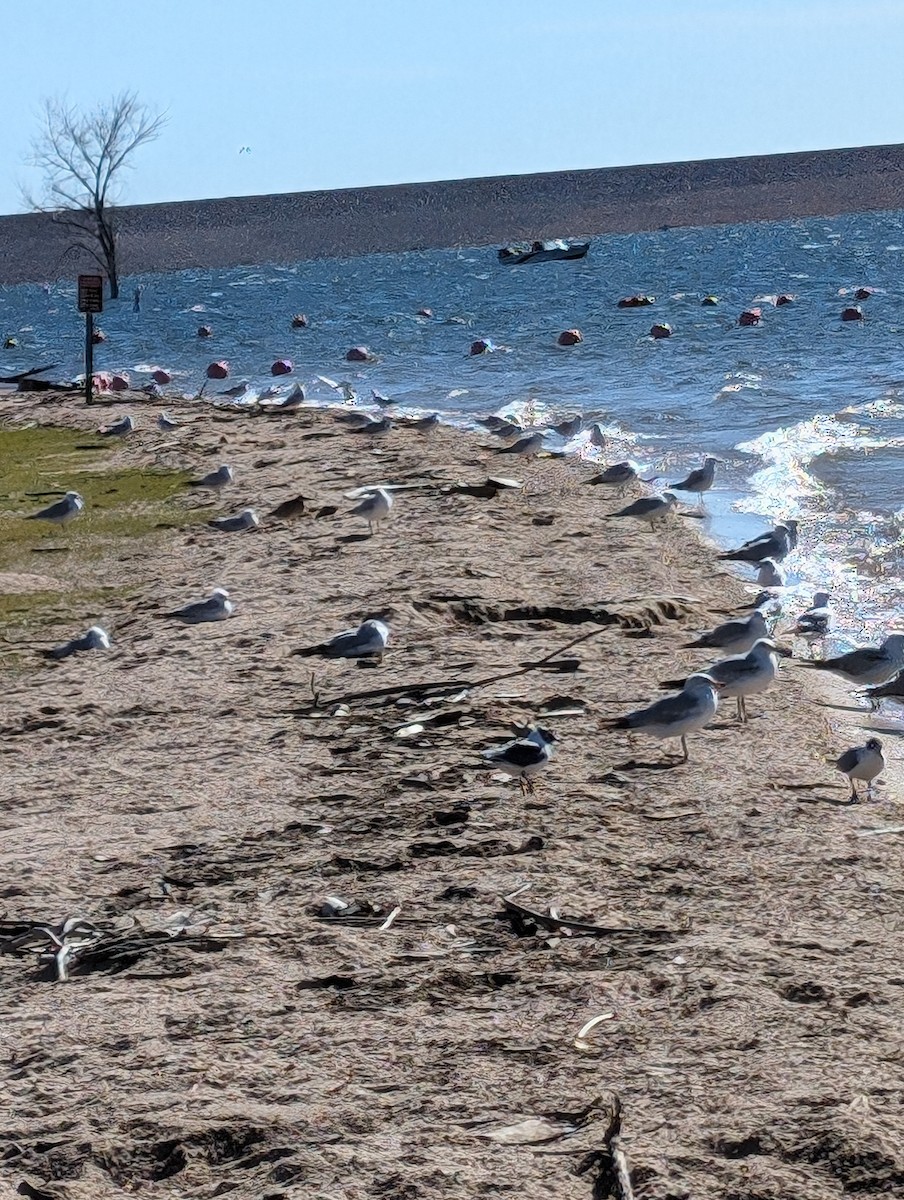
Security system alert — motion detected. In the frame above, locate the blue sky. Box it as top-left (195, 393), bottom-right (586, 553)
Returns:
top-left (5, 0), bottom-right (904, 215)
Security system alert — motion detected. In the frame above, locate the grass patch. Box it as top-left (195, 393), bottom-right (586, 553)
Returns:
top-left (0, 425), bottom-right (194, 637)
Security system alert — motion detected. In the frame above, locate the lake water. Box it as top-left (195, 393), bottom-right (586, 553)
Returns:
top-left (1, 208), bottom-right (903, 646)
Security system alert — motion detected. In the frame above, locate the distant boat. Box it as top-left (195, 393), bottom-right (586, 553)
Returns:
top-left (497, 239), bottom-right (590, 265)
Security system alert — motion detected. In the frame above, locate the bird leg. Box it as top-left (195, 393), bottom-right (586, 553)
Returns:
top-left (849, 782), bottom-right (860, 804)
top-left (680, 734), bottom-right (689, 762)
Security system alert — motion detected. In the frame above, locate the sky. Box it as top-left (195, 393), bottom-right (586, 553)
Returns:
top-left (4, 0), bottom-right (904, 215)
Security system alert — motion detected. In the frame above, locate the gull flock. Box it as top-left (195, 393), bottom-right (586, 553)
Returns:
top-left (21, 405), bottom-right (901, 806)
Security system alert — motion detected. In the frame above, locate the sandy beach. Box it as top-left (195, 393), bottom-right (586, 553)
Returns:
top-left (1, 393), bottom-right (903, 1199)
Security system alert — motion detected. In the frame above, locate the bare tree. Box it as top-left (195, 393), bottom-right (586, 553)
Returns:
top-left (27, 93), bottom-right (166, 299)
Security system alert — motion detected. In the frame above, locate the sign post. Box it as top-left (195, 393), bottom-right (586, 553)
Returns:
top-left (77, 275), bottom-right (104, 405)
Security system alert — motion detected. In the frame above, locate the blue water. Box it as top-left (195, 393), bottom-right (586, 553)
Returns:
top-left (2, 208), bottom-right (904, 640)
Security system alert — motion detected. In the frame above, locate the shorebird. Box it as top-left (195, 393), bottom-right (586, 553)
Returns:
top-left (350, 487), bottom-right (393, 534)
top-left (495, 432), bottom-right (546, 457)
top-left (481, 725), bottom-right (556, 795)
top-left (792, 591), bottom-right (833, 655)
top-left (187, 464), bottom-right (234, 491)
top-left (661, 638), bottom-right (782, 723)
top-left (756, 557), bottom-right (787, 589)
top-left (601, 673), bottom-right (721, 762)
top-left (267, 494), bottom-right (310, 521)
top-left (719, 520), bottom-right (798, 564)
top-left (165, 587), bottom-right (234, 624)
top-left (98, 415), bottom-right (135, 437)
top-left (157, 411), bottom-right (179, 431)
top-left (798, 633), bottom-right (904, 691)
top-left (24, 491), bottom-right (84, 526)
top-left (262, 382), bottom-right (306, 410)
top-left (552, 416), bottom-right (583, 438)
top-left (586, 462), bottom-right (639, 489)
top-left (864, 670), bottom-right (904, 707)
top-left (669, 456), bottom-right (720, 504)
top-left (608, 492), bottom-right (678, 530)
top-left (682, 607), bottom-right (769, 655)
top-left (42, 626), bottom-right (111, 660)
top-left (371, 388), bottom-right (395, 407)
top-left (832, 737), bottom-right (886, 802)
top-left (348, 415), bottom-right (392, 436)
top-left (207, 508), bottom-right (260, 533)
top-left (293, 618), bottom-right (390, 662)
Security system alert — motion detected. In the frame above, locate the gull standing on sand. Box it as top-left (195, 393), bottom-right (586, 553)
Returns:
top-left (267, 494), bottom-right (310, 521)
top-left (669, 456), bottom-right (720, 504)
top-left (481, 725), bottom-right (557, 794)
top-left (208, 508), bottom-right (260, 533)
top-left (42, 626), bottom-right (111, 660)
top-left (832, 737), bottom-right (886, 802)
top-left (165, 587), bottom-right (234, 624)
top-left (608, 492), bottom-right (678, 530)
top-left (350, 487), bottom-right (393, 534)
top-left (864, 670), bottom-right (904, 706)
top-left (792, 591), bottom-right (833, 655)
top-left (293, 618), bottom-right (390, 662)
top-left (157, 411), bottom-right (179, 431)
top-left (24, 491), bottom-right (84, 526)
top-left (756, 557), bottom-right (787, 588)
top-left (187, 464), bottom-right (234, 491)
top-left (98, 415), bottom-right (135, 437)
top-left (495, 432), bottom-right (546, 458)
top-left (661, 638), bottom-right (782, 723)
top-left (682, 606), bottom-right (769, 655)
top-left (719, 520), bottom-right (798, 564)
top-left (585, 462), bottom-right (641, 494)
top-left (600, 674), bottom-right (722, 762)
top-left (798, 633), bottom-right (904, 689)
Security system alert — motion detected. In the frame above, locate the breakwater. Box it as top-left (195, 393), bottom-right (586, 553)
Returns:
top-left (2, 142), bottom-right (904, 283)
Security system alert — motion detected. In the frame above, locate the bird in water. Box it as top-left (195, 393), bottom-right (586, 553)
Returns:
top-left (719, 521), bottom-right (798, 564)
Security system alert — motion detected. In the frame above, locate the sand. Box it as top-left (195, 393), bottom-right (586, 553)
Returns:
top-left (1, 393), bottom-right (903, 1200)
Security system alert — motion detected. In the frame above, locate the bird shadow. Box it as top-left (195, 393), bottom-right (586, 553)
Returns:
top-left (614, 757), bottom-right (685, 772)
top-left (336, 533), bottom-right (373, 545)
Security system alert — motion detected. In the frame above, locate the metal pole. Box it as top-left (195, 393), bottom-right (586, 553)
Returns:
top-left (85, 312), bottom-right (94, 405)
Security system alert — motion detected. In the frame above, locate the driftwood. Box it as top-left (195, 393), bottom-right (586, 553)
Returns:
top-left (575, 1096), bottom-right (635, 1200)
top-left (499, 896), bottom-right (676, 942)
top-left (292, 626), bottom-right (608, 716)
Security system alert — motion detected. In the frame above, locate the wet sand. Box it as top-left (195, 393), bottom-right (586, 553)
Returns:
top-left (1, 393), bottom-right (903, 1198)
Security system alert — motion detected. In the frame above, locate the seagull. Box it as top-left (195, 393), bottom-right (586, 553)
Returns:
top-left (588, 423), bottom-right (608, 448)
top-left (187, 464), bottom-right (234, 491)
top-left (24, 491), bottom-right (84, 525)
top-left (218, 383), bottom-right (249, 399)
top-left (669, 456), bottom-right (720, 504)
top-left (481, 725), bottom-right (556, 794)
top-left (719, 521), bottom-right (798, 564)
top-left (832, 737), bottom-right (886, 802)
top-left (347, 415), bottom-right (392, 436)
top-left (863, 670), bottom-right (904, 706)
top-left (98, 415), bottom-right (135, 437)
top-left (495, 432), bottom-right (546, 457)
top-left (208, 508), bottom-right (260, 533)
top-left (293, 618), bottom-right (390, 662)
top-left (660, 638), bottom-right (781, 723)
top-left (792, 591), bottom-right (833, 654)
top-left (350, 487), bottom-right (393, 534)
top-left (317, 376), bottom-right (358, 403)
top-left (157, 411), bottom-right (179, 431)
top-left (608, 492), bottom-right (678, 529)
top-left (798, 633), bottom-right (904, 689)
top-left (552, 416), bottom-right (583, 438)
top-left (400, 413), bottom-right (440, 431)
top-left (267, 494), bottom-right (310, 521)
top-left (42, 626), bottom-right (111, 660)
top-left (371, 388), bottom-right (395, 407)
top-left (682, 607), bottom-right (769, 655)
top-left (756, 558), bottom-right (787, 588)
top-left (600, 674), bottom-right (721, 762)
top-left (585, 462), bottom-right (640, 492)
top-left (165, 587), bottom-right (234, 624)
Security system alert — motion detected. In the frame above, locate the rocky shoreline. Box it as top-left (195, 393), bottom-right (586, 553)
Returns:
top-left (0, 393), bottom-right (902, 1199)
